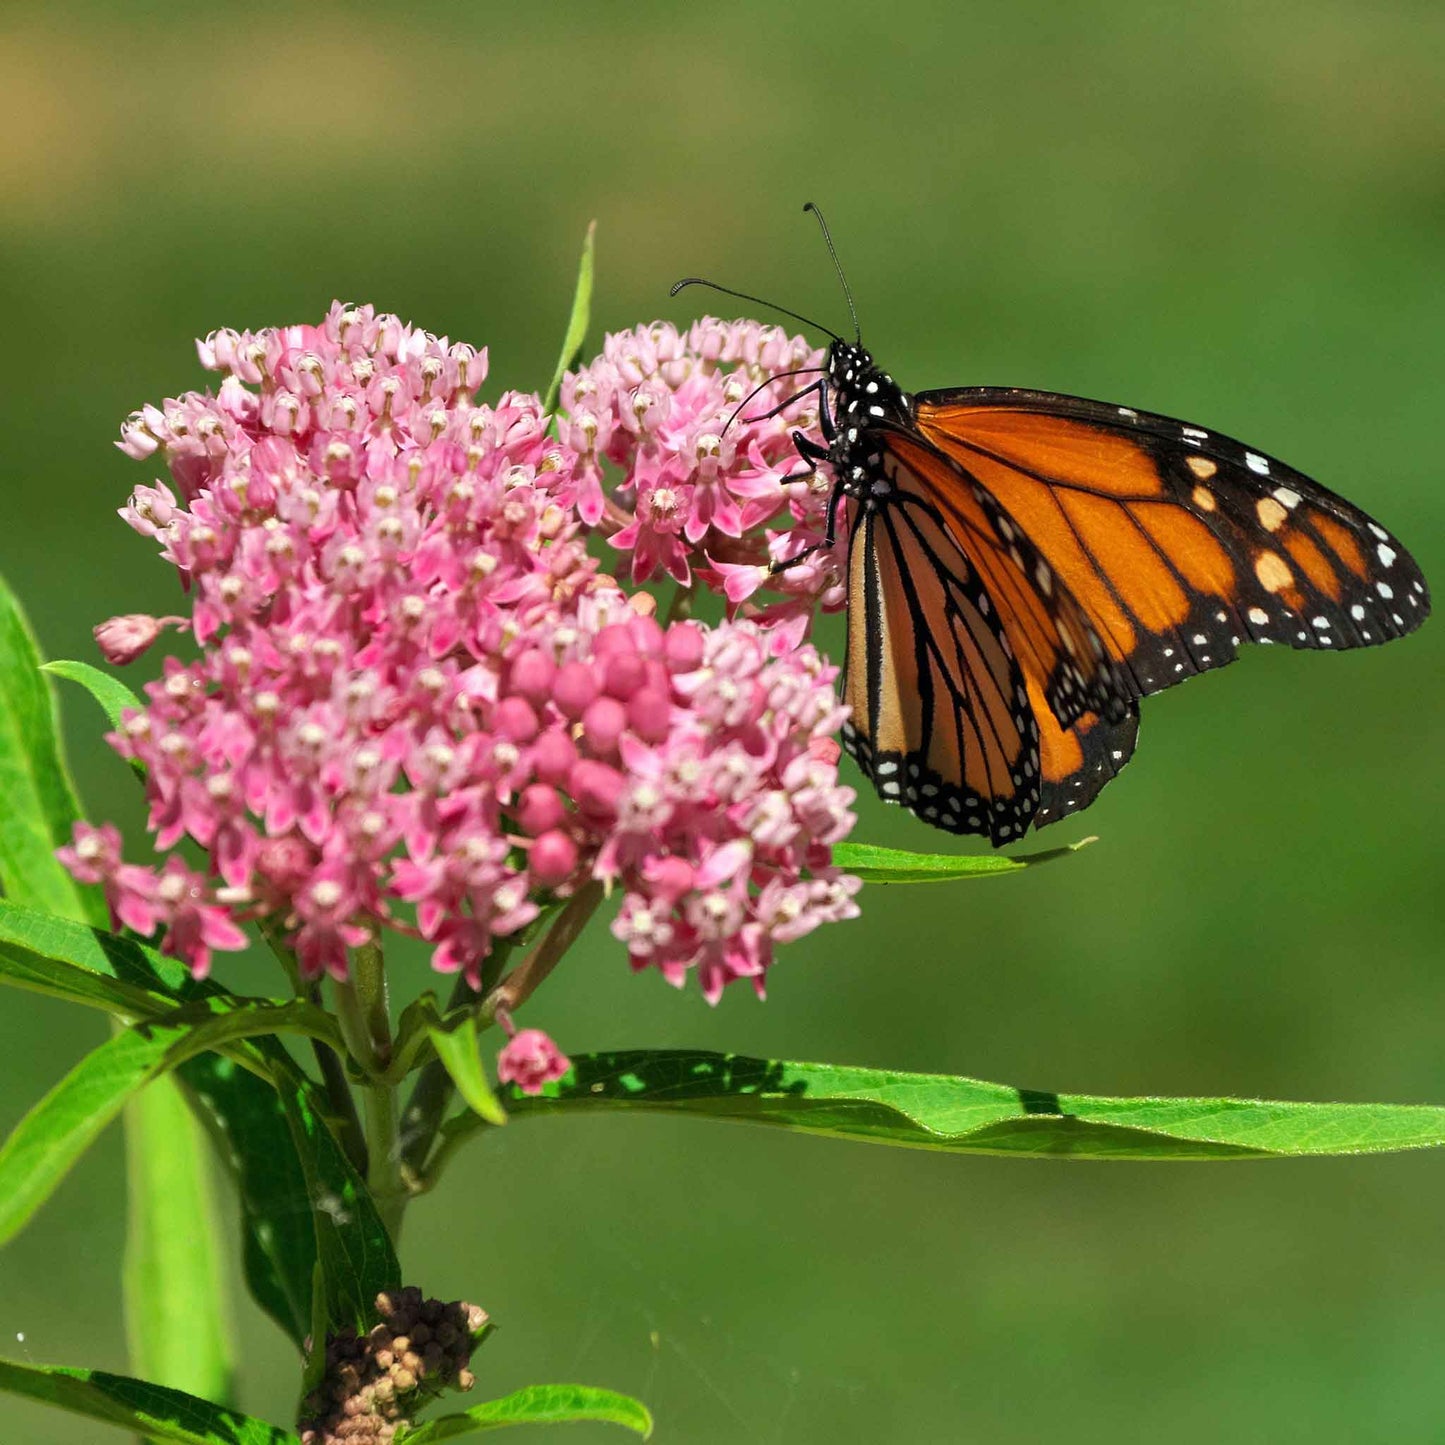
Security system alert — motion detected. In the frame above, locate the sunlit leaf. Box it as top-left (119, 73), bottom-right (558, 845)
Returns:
top-left (0, 575), bottom-right (103, 924)
top-left (272, 1049), bottom-right (402, 1335)
top-left (0, 1357), bottom-right (296, 1444)
top-left (0, 996), bottom-right (347, 1245)
top-left (542, 221), bottom-right (596, 414)
top-left (497, 1050), bottom-right (1445, 1160)
top-left (123, 1073), bottom-right (233, 1407)
top-left (397, 1383), bottom-right (653, 1441)
top-left (0, 903), bottom-right (392, 1342)
top-left (832, 836), bottom-right (1095, 883)
top-left (43, 659), bottom-right (147, 777)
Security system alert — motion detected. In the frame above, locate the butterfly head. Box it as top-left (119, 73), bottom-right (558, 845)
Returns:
top-left (825, 340), bottom-right (911, 437)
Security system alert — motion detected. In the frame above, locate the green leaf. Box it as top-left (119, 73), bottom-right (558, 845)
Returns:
top-left (0, 898), bottom-right (191, 996)
top-left (124, 1071), bottom-right (233, 1410)
top-left (407, 993), bottom-right (506, 1126)
top-left (184, 1048), bottom-right (326, 1349)
top-left (0, 996), bottom-right (348, 1246)
top-left (498, 1050), bottom-right (1445, 1160)
top-left (0, 1356), bottom-right (297, 1444)
top-left (542, 221), bottom-right (596, 414)
top-left (396, 1384), bottom-right (653, 1442)
top-left (271, 1045), bottom-right (402, 1335)
top-left (43, 659), bottom-right (147, 777)
top-left (0, 902), bottom-right (393, 1343)
top-left (832, 835), bottom-right (1096, 883)
top-left (0, 928), bottom-right (178, 1019)
top-left (0, 574), bottom-right (103, 925)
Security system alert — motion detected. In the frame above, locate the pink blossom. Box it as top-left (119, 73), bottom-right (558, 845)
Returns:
top-left (496, 1027), bottom-right (571, 1095)
top-left (61, 302), bottom-right (860, 1000)
top-left (561, 319), bottom-right (846, 643)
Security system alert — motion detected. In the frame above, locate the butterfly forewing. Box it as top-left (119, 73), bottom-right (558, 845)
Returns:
top-left (913, 388), bottom-right (1430, 694)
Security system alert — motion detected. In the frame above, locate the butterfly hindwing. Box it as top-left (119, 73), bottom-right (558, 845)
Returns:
top-left (841, 487), bottom-right (1042, 843)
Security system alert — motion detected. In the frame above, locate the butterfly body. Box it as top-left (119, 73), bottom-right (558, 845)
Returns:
top-left (801, 341), bottom-right (1430, 844)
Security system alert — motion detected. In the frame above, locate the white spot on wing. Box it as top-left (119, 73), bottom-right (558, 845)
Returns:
top-left (1246, 452), bottom-right (1270, 476)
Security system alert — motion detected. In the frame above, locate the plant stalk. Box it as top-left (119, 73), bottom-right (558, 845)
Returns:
top-left (334, 938), bottom-right (407, 1241)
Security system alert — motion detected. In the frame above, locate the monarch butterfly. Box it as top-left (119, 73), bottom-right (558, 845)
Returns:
top-left (674, 208), bottom-right (1431, 844)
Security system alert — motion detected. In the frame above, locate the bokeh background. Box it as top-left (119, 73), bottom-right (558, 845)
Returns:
top-left (3, 3), bottom-right (1443, 1441)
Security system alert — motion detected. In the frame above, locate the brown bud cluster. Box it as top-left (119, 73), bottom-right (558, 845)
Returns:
top-left (299, 1287), bottom-right (490, 1444)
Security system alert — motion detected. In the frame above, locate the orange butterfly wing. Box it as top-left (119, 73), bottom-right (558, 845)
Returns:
top-left (841, 431), bottom-right (1143, 840)
top-left (841, 477), bottom-right (1042, 842)
top-left (912, 388), bottom-right (1430, 695)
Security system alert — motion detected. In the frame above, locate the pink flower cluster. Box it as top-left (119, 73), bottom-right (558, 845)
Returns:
top-left (557, 319), bottom-right (847, 651)
top-left (63, 303), bottom-right (860, 1000)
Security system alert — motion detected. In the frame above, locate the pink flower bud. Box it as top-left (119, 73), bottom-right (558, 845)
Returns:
top-left (94, 614), bottom-right (164, 666)
top-left (516, 784), bottom-right (565, 835)
top-left (664, 622), bottom-right (705, 671)
top-left (493, 696), bottom-right (539, 743)
top-left (592, 623), bottom-right (633, 659)
top-left (552, 659), bottom-right (600, 718)
top-left (529, 830), bottom-right (578, 886)
top-left (602, 651), bottom-right (647, 699)
top-left (627, 688), bottom-right (672, 743)
top-left (581, 696), bottom-right (627, 754)
top-left (509, 648), bottom-right (555, 703)
top-left (627, 614), bottom-right (665, 655)
top-left (570, 759), bottom-right (624, 820)
top-left (808, 735), bottom-right (842, 766)
top-left (531, 728), bottom-right (577, 784)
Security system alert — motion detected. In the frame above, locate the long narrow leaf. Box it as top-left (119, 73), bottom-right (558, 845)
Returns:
top-left (44, 658), bottom-right (147, 777)
top-left (542, 222), bottom-right (596, 414)
top-left (124, 1072), bottom-right (233, 1407)
top-left (0, 997), bottom-right (347, 1245)
top-left (272, 1048), bottom-right (403, 1335)
top-left (495, 1050), bottom-right (1445, 1160)
top-left (397, 1384), bottom-right (653, 1441)
top-left (0, 1357), bottom-right (296, 1445)
top-left (832, 836), bottom-right (1095, 883)
top-left (411, 994), bottom-right (505, 1126)
top-left (0, 897), bottom-right (190, 995)
top-left (0, 575), bottom-right (102, 924)
top-left (184, 1049), bottom-right (327, 1350)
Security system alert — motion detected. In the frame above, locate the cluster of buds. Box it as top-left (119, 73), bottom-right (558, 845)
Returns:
top-left (299, 1288), bottom-right (489, 1444)
top-left (60, 303), bottom-right (861, 1002)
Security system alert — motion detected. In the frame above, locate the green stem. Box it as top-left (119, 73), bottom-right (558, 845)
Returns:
top-left (260, 917), bottom-right (367, 1173)
top-left (334, 938), bottom-right (407, 1241)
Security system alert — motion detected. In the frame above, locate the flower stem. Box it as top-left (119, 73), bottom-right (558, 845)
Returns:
top-left (259, 917), bottom-right (368, 1173)
top-left (334, 938), bottom-right (407, 1241)
top-left (482, 880), bottom-right (605, 1020)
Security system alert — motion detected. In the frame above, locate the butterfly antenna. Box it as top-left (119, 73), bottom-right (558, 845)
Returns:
top-left (669, 277), bottom-right (841, 342)
top-left (803, 202), bottom-right (860, 344)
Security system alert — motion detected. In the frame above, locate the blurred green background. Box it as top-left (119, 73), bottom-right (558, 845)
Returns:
top-left (3, 3), bottom-right (1443, 1441)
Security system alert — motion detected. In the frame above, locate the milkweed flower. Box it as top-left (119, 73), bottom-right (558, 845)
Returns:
top-left (496, 1025), bottom-right (571, 1095)
top-left (65, 303), bottom-right (860, 999)
top-left (559, 319), bottom-right (848, 641)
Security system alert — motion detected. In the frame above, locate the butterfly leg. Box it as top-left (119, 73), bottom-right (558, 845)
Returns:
top-left (770, 455), bottom-right (845, 576)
